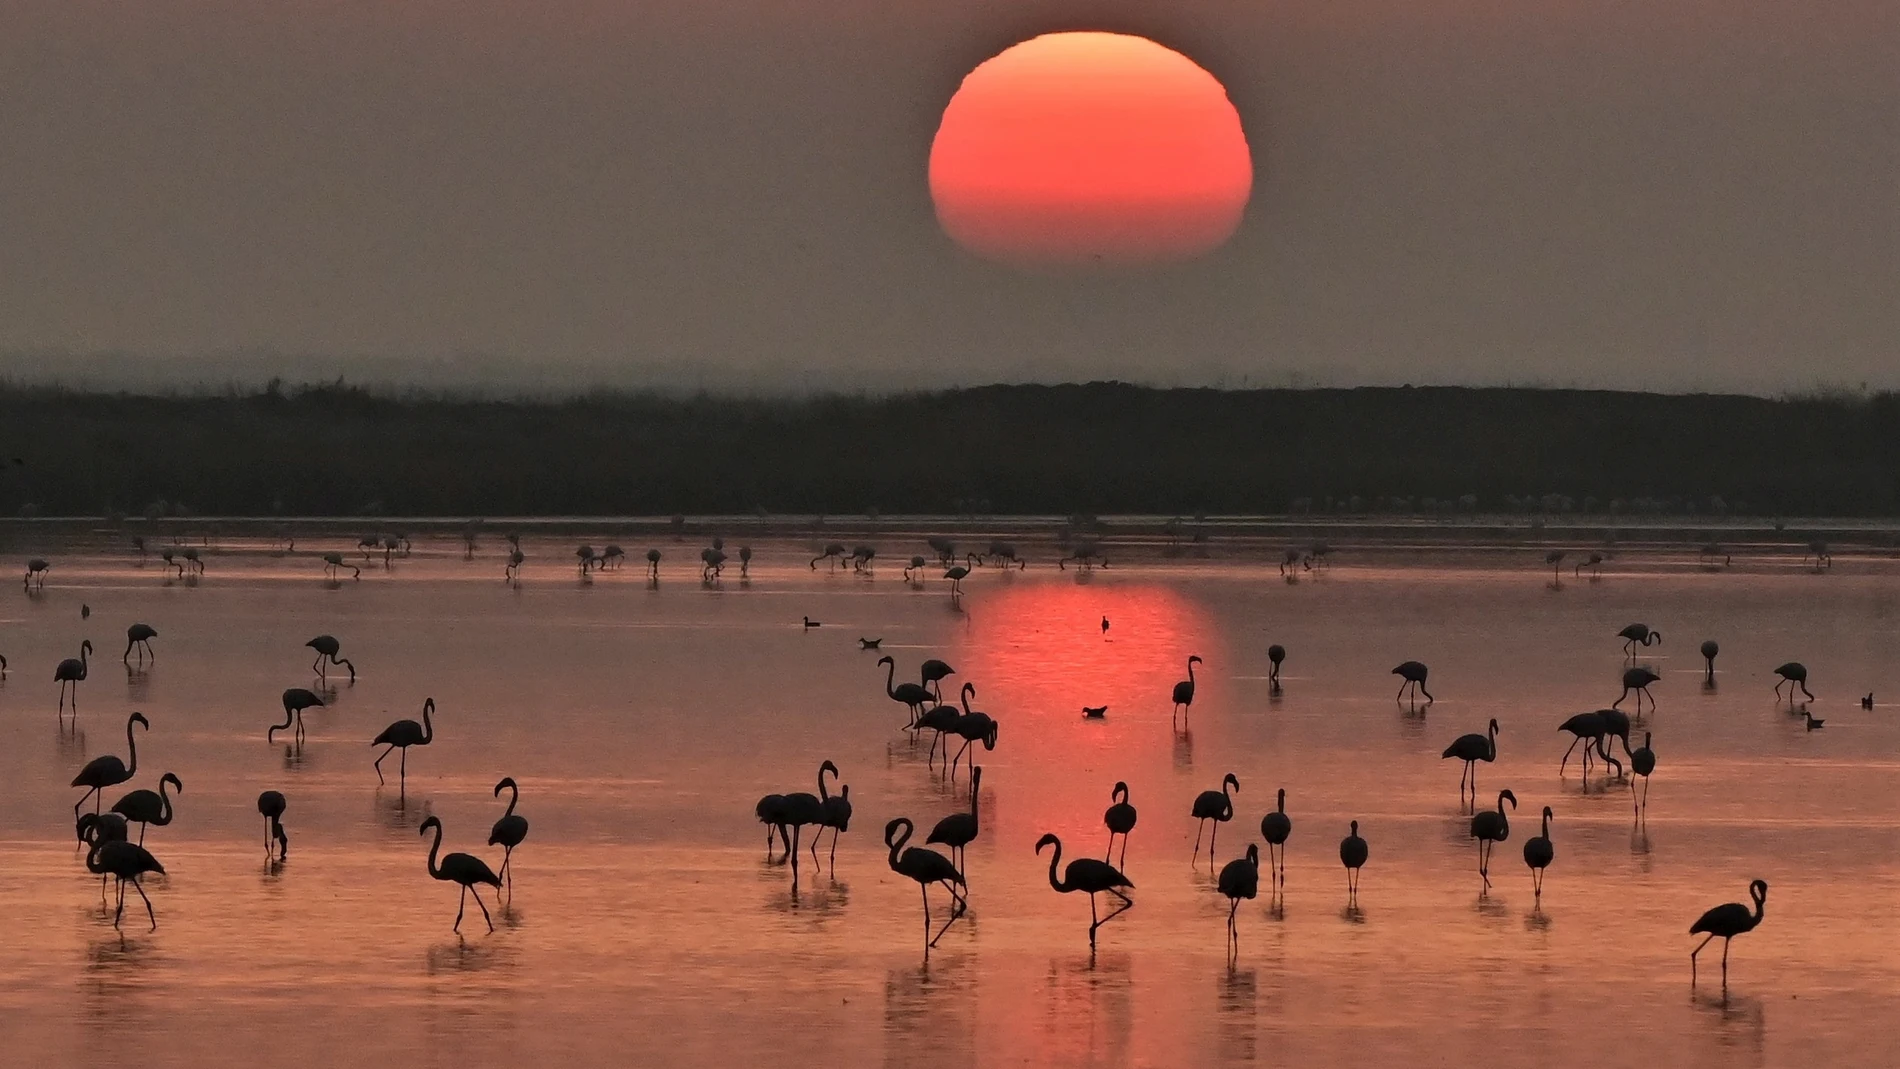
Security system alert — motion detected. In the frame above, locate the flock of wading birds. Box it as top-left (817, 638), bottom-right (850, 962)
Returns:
top-left (9, 540), bottom-right (1862, 989)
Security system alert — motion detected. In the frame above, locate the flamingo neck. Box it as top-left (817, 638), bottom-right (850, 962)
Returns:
top-left (124, 721), bottom-right (139, 775)
top-left (420, 705), bottom-right (433, 743)
top-left (502, 784), bottom-right (518, 819)
top-left (1044, 841), bottom-right (1066, 892)
top-left (425, 824), bottom-right (444, 878)
top-left (884, 660), bottom-right (897, 699)
top-left (886, 823), bottom-right (910, 869)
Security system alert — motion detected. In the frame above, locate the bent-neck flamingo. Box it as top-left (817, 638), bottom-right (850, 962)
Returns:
top-left (1191, 773), bottom-right (1239, 865)
top-left (372, 698), bottom-right (435, 793)
top-left (1103, 782), bottom-right (1138, 868)
top-left (1691, 879), bottom-right (1767, 987)
top-left (1035, 833), bottom-right (1133, 948)
top-left (886, 818), bottom-right (966, 951)
top-left (488, 777), bottom-right (530, 902)
top-left (110, 772), bottom-right (182, 846)
top-left (419, 816), bottom-right (501, 934)
top-left (72, 712), bottom-right (148, 814)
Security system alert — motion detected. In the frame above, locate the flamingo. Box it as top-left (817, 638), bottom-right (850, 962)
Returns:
top-left (1103, 782), bottom-right (1137, 868)
top-left (917, 683), bottom-right (972, 768)
top-left (24, 558), bottom-right (49, 589)
top-left (1217, 844), bottom-right (1261, 957)
top-left (810, 543), bottom-right (846, 570)
top-left (926, 765), bottom-right (983, 874)
top-left (257, 790), bottom-right (289, 860)
top-left (55, 639), bottom-right (92, 716)
top-left (850, 545), bottom-right (876, 572)
top-left (1441, 718), bottom-right (1499, 801)
top-left (947, 707), bottom-right (997, 779)
top-left (755, 794), bottom-right (791, 858)
top-left (943, 564), bottom-right (970, 596)
top-left (161, 550), bottom-right (184, 578)
top-left (818, 763), bottom-right (852, 867)
top-left (1267, 645), bottom-right (1286, 688)
top-left (737, 545), bottom-right (752, 577)
top-left (271, 688), bottom-right (325, 742)
top-left (306, 635), bottom-right (355, 682)
top-left (1034, 833), bottom-right (1134, 948)
top-left (919, 658), bottom-right (955, 700)
top-left (904, 555), bottom-right (927, 582)
top-left (1339, 821), bottom-right (1369, 900)
top-left (1393, 660), bottom-right (1433, 705)
top-left (505, 549), bottom-right (524, 583)
top-left (110, 772), bottom-right (182, 846)
top-left (1557, 711), bottom-right (1622, 777)
top-left (1101, 616), bottom-right (1110, 638)
top-left (646, 549), bottom-right (661, 578)
top-left (1774, 662), bottom-right (1815, 702)
top-left (1691, 880), bottom-right (1768, 987)
top-left (1618, 623), bottom-right (1661, 655)
top-left (1545, 550), bottom-right (1566, 582)
top-left (602, 545), bottom-right (626, 570)
top-left (928, 536), bottom-right (956, 564)
top-left (878, 656), bottom-right (935, 732)
top-left (1627, 732), bottom-right (1656, 813)
top-left (181, 547), bottom-right (202, 574)
top-left (1260, 788), bottom-right (1291, 886)
top-left (418, 816), bottom-right (502, 934)
top-left (1469, 789), bottom-right (1517, 890)
top-left (372, 698), bottom-right (435, 793)
top-left (1279, 548), bottom-right (1302, 577)
top-left (1701, 640), bottom-right (1720, 683)
top-left (123, 623), bottom-right (158, 665)
top-left (77, 812), bottom-right (131, 898)
top-left (1598, 707), bottom-right (1633, 760)
top-left (1616, 666), bottom-right (1660, 714)
top-left (1523, 807), bottom-right (1554, 897)
top-left (886, 818), bottom-right (966, 950)
top-left (488, 778), bottom-right (530, 902)
top-left (72, 712), bottom-right (148, 814)
top-left (984, 541), bottom-right (1025, 568)
top-left (576, 545), bottom-right (600, 573)
top-left (699, 548), bottom-right (727, 581)
top-left (86, 836), bottom-right (165, 930)
top-left (322, 552), bottom-right (360, 580)
top-left (1804, 542), bottom-right (1831, 571)
top-left (774, 766), bottom-right (829, 885)
top-left (1575, 552), bottom-right (1605, 577)
top-left (1173, 655), bottom-right (1203, 723)
top-left (1191, 772), bottom-right (1239, 865)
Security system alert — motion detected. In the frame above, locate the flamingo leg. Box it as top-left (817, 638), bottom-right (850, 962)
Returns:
top-left (399, 748), bottom-right (408, 795)
top-left (920, 884), bottom-right (931, 950)
top-left (1192, 820), bottom-right (1205, 862)
top-left (828, 826), bottom-right (839, 869)
top-left (1690, 934), bottom-right (1714, 981)
top-left (454, 884), bottom-right (467, 932)
top-left (471, 887), bottom-right (495, 932)
top-left (130, 877), bottom-right (157, 931)
top-left (1559, 737), bottom-right (1580, 774)
top-left (374, 746), bottom-right (393, 784)
top-left (789, 825), bottom-right (802, 886)
top-left (1210, 820), bottom-right (1219, 864)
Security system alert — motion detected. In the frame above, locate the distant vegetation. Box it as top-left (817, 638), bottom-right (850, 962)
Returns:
top-left (2, 381), bottom-right (1897, 518)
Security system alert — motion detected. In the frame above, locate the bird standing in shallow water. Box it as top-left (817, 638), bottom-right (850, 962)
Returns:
top-left (1618, 624), bottom-right (1661, 656)
top-left (1701, 640), bottom-right (1720, 685)
top-left (1260, 789), bottom-right (1291, 887)
top-left (1691, 879), bottom-right (1767, 987)
top-left (72, 712), bottom-right (148, 814)
top-left (271, 688), bottom-right (324, 742)
top-left (1616, 667), bottom-right (1660, 715)
top-left (1173, 655), bottom-right (1203, 724)
top-left (1217, 844), bottom-right (1260, 958)
top-left (1392, 661), bottom-right (1433, 706)
top-left (123, 623), bottom-right (158, 665)
top-left (1103, 782), bottom-right (1137, 868)
top-left (306, 635), bottom-right (355, 682)
top-left (1774, 662), bottom-right (1815, 703)
top-left (1441, 719), bottom-right (1499, 805)
top-left (1522, 807), bottom-right (1554, 898)
top-left (488, 778), bottom-right (530, 902)
top-left (1267, 645), bottom-right (1285, 690)
top-left (886, 818), bottom-right (966, 952)
top-left (926, 765), bottom-right (983, 876)
top-left (1339, 821), bottom-right (1368, 901)
top-left (1191, 773), bottom-right (1239, 866)
top-left (257, 790), bottom-right (288, 860)
top-left (419, 816), bottom-right (502, 934)
top-left (55, 639), bottom-right (93, 718)
top-left (110, 772), bottom-right (181, 846)
top-left (1035, 833), bottom-right (1134, 949)
top-left (1801, 709), bottom-right (1825, 731)
top-left (87, 836), bottom-right (165, 930)
top-left (1469, 789), bottom-right (1516, 890)
top-left (372, 698), bottom-right (436, 794)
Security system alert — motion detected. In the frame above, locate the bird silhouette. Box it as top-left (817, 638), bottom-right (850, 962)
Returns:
top-left (24, 557), bottom-right (50, 589)
top-left (54, 639), bottom-right (93, 718)
top-left (1522, 807), bottom-right (1554, 897)
top-left (1575, 552), bottom-right (1606, 577)
top-left (322, 552), bottom-right (360, 580)
top-left (418, 816), bottom-right (502, 934)
top-left (488, 778), bottom-right (530, 902)
top-left (915, 683), bottom-right (970, 768)
top-left (646, 548), bottom-right (661, 578)
top-left (1266, 645), bottom-right (1286, 689)
top-left (1545, 550), bottom-right (1566, 583)
top-left (904, 555), bottom-right (928, 582)
top-left (1801, 709), bottom-right (1825, 731)
top-left (1627, 732), bottom-right (1656, 814)
top-left (1442, 718), bottom-right (1499, 803)
top-left (878, 656), bottom-right (935, 732)
top-left (110, 772), bottom-right (182, 846)
top-left (1035, 833), bottom-right (1134, 948)
top-left (271, 687), bottom-right (325, 742)
top-left (818, 763), bottom-right (852, 867)
top-left (1191, 772), bottom-right (1239, 865)
top-left (1616, 667), bottom-right (1660, 714)
top-left (306, 635), bottom-right (355, 682)
top-left (755, 793), bottom-right (791, 858)
top-left (1101, 616), bottom-right (1110, 638)
top-left (1260, 788), bottom-right (1292, 886)
top-left (1691, 879), bottom-right (1767, 987)
top-left (1774, 662), bottom-right (1815, 703)
top-left (802, 616), bottom-right (822, 629)
top-left (810, 543), bottom-right (846, 570)
top-left (1339, 821), bottom-right (1369, 900)
top-left (1218, 844), bottom-right (1261, 957)
top-left (257, 790), bottom-right (289, 860)
top-left (1618, 624), bottom-right (1662, 655)
top-left (919, 659), bottom-right (956, 701)
top-left (1082, 705), bottom-right (1108, 719)
top-left (72, 712), bottom-right (149, 814)
top-left (886, 818), bottom-right (967, 951)
top-left (77, 812), bottom-right (131, 898)
top-left (1701, 640), bottom-right (1720, 685)
top-left (505, 549), bottom-right (525, 583)
top-left (773, 765), bottom-right (829, 886)
top-left (1557, 712), bottom-right (1622, 777)
top-left (1173, 655), bottom-right (1203, 724)
top-left (371, 698), bottom-right (435, 793)
top-left (1392, 661), bottom-right (1433, 705)
top-left (122, 623), bottom-right (158, 665)
top-left (926, 765), bottom-right (983, 874)
top-left (858, 638), bottom-right (882, 650)
top-left (86, 836), bottom-right (165, 930)
top-left (1862, 693), bottom-right (1874, 710)
top-left (1103, 781), bottom-right (1138, 868)
top-left (946, 703), bottom-right (997, 779)
top-left (1469, 789), bottom-right (1517, 890)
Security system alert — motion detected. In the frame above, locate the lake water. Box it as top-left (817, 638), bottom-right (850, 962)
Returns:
top-left (1, 535), bottom-right (1896, 1067)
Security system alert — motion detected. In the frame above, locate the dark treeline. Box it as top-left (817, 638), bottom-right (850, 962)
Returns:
top-left (3, 381), bottom-right (1897, 517)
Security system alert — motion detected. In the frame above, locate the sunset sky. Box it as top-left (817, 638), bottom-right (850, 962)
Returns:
top-left (0, 1), bottom-right (1892, 392)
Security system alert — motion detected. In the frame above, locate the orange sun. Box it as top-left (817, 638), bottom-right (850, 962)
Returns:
top-left (929, 32), bottom-right (1254, 267)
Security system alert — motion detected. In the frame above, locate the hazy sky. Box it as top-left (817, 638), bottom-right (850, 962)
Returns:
top-left (2, 1), bottom-right (1894, 393)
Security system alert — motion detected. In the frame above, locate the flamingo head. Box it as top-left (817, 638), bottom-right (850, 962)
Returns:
top-left (1223, 772), bottom-right (1239, 793)
top-left (1035, 833), bottom-right (1059, 855)
top-left (1499, 789), bottom-right (1517, 810)
top-left (418, 816), bottom-right (441, 837)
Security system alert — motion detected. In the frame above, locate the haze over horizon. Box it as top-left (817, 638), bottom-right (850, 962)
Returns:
top-left (3, 1), bottom-right (1894, 396)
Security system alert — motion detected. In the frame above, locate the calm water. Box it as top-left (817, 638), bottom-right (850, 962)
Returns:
top-left (1, 538), bottom-right (1896, 1067)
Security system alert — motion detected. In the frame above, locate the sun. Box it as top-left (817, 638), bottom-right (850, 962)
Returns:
top-left (928, 32), bottom-right (1254, 268)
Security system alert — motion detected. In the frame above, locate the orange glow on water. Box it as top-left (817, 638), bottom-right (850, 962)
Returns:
top-left (929, 33), bottom-right (1254, 267)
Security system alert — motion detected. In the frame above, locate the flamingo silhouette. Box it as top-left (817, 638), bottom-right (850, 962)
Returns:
top-left (110, 772), bottom-right (181, 846)
top-left (1627, 732), bottom-right (1656, 814)
top-left (1545, 550), bottom-right (1566, 582)
top-left (1217, 844), bottom-right (1261, 957)
top-left (646, 549), bottom-right (661, 578)
top-left (72, 712), bottom-right (148, 813)
top-left (1441, 718), bottom-right (1499, 802)
top-left (916, 683), bottom-right (973, 768)
top-left (1774, 662), bottom-right (1815, 702)
top-left (271, 688), bottom-right (325, 742)
top-left (818, 763), bottom-right (852, 867)
top-left (878, 656), bottom-right (935, 732)
top-left (1392, 661), bottom-right (1433, 705)
top-left (1523, 807), bottom-right (1554, 897)
top-left (1339, 821), bottom-right (1368, 900)
top-left (1173, 655), bottom-right (1203, 723)
top-left (306, 635), bottom-right (355, 682)
top-left (488, 778), bottom-right (530, 902)
top-left (1616, 667), bottom-right (1660, 714)
top-left (1260, 788), bottom-right (1291, 886)
top-left (810, 543), bottom-right (846, 570)
top-left (755, 794), bottom-right (791, 858)
top-left (1691, 879), bottom-right (1767, 987)
top-left (55, 639), bottom-right (92, 717)
top-left (1266, 645), bottom-right (1285, 689)
top-left (1469, 789), bottom-right (1516, 890)
top-left (774, 765), bottom-right (829, 886)
top-left (1191, 772), bottom-right (1239, 865)
top-left (886, 818), bottom-right (966, 951)
top-left (1618, 623), bottom-right (1661, 655)
top-left (1035, 833), bottom-right (1134, 948)
top-left (1558, 712), bottom-right (1621, 777)
top-left (504, 549), bottom-right (525, 584)
top-left (919, 659), bottom-right (955, 701)
top-left (372, 698), bottom-right (435, 793)
top-left (1701, 640), bottom-right (1720, 684)
top-left (323, 553), bottom-right (360, 580)
top-left (258, 790), bottom-right (289, 860)
top-left (123, 624), bottom-right (158, 665)
top-left (77, 812), bottom-right (131, 898)
top-left (25, 558), bottom-right (50, 589)
top-left (1575, 552), bottom-right (1605, 577)
top-left (947, 706), bottom-right (997, 779)
top-left (943, 564), bottom-right (970, 596)
top-left (86, 836), bottom-right (165, 930)
top-left (418, 816), bottom-right (502, 933)
top-left (1103, 782), bottom-right (1138, 868)
top-left (927, 765), bottom-right (983, 874)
